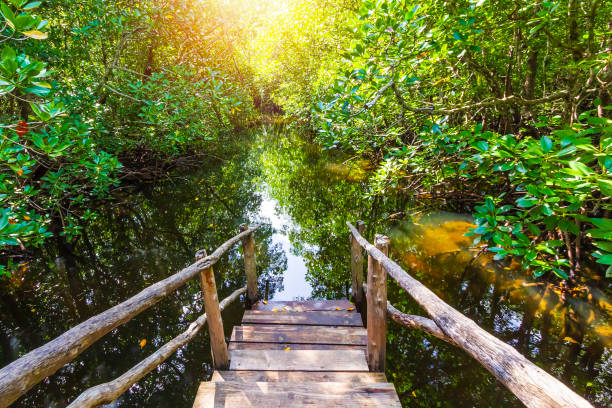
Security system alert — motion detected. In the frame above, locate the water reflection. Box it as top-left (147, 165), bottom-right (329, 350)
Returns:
top-left (385, 213), bottom-right (612, 406)
top-left (1, 128), bottom-right (610, 407)
top-left (253, 185), bottom-right (311, 300)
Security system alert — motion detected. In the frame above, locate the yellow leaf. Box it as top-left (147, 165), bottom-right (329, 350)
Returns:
top-left (284, 346), bottom-right (291, 351)
top-left (347, 307), bottom-right (355, 311)
top-left (209, 223), bottom-right (214, 227)
top-left (272, 308), bottom-right (278, 312)
top-left (411, 391), bottom-right (416, 398)
top-left (335, 307), bottom-right (341, 310)
top-left (194, 197), bottom-right (199, 201)
top-left (263, 300), bottom-right (268, 304)
top-left (139, 339), bottom-right (147, 348)
top-left (22, 30), bottom-right (48, 40)
top-left (563, 336), bottom-right (578, 344)
top-left (30, 309), bottom-right (35, 312)
top-left (23, 215), bottom-right (31, 221)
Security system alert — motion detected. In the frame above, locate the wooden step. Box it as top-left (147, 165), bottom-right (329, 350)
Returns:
top-left (229, 341), bottom-right (365, 352)
top-left (211, 370), bottom-right (387, 383)
top-left (231, 325), bottom-right (366, 345)
top-left (193, 381), bottom-right (401, 407)
top-left (229, 349), bottom-right (369, 371)
top-left (242, 310), bottom-right (362, 326)
top-left (252, 300), bottom-right (353, 311)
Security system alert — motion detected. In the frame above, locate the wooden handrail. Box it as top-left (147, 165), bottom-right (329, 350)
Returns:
top-left (348, 221), bottom-right (592, 408)
top-left (66, 286), bottom-right (247, 408)
top-left (0, 225), bottom-right (260, 407)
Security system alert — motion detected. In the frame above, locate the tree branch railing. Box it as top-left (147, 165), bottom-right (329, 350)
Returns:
top-left (0, 224), bottom-right (261, 408)
top-left (348, 221), bottom-right (593, 408)
top-left (67, 286), bottom-right (247, 408)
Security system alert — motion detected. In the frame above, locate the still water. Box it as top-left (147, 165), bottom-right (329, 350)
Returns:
top-left (1, 127), bottom-right (610, 407)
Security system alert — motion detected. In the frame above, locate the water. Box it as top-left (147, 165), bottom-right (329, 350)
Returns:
top-left (1, 128), bottom-right (610, 407)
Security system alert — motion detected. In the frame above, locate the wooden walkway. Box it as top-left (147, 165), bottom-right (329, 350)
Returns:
top-left (193, 300), bottom-right (401, 407)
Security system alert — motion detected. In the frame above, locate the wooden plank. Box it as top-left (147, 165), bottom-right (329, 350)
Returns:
top-left (229, 350), bottom-right (369, 371)
top-left (210, 370), bottom-right (387, 383)
top-left (193, 381), bottom-right (401, 407)
top-left (231, 325), bottom-right (366, 345)
top-left (229, 342), bottom-right (365, 352)
top-left (242, 310), bottom-right (362, 326)
top-left (251, 300), bottom-right (353, 312)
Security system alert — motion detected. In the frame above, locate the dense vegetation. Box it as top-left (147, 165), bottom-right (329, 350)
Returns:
top-left (1, 0), bottom-right (611, 285)
top-left (300, 0), bottom-right (612, 283)
top-left (0, 0), bottom-right (257, 275)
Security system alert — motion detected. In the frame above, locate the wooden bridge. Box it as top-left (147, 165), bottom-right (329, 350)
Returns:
top-left (0, 222), bottom-right (594, 408)
top-left (193, 299), bottom-right (401, 407)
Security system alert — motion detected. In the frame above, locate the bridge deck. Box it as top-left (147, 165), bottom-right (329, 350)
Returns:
top-left (192, 300), bottom-right (401, 407)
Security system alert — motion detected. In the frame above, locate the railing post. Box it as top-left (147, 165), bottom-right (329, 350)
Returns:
top-left (367, 234), bottom-right (389, 372)
top-left (239, 223), bottom-right (258, 306)
top-left (350, 220), bottom-right (366, 310)
top-left (196, 250), bottom-right (229, 369)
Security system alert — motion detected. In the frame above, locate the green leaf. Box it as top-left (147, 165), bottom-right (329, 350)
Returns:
top-left (1, 3), bottom-right (16, 30)
top-left (596, 254), bottom-right (612, 265)
top-left (568, 161), bottom-right (593, 176)
top-left (22, 1), bottom-right (41, 10)
top-left (594, 241), bottom-right (612, 252)
top-left (540, 136), bottom-right (552, 153)
top-left (590, 218), bottom-right (612, 231)
top-left (516, 196), bottom-right (538, 208)
top-left (598, 179), bottom-right (612, 197)
top-left (474, 141), bottom-right (488, 151)
top-left (552, 268), bottom-right (569, 280)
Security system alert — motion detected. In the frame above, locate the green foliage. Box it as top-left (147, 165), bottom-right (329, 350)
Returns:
top-left (0, 0), bottom-right (256, 270)
top-left (312, 0), bottom-right (611, 280)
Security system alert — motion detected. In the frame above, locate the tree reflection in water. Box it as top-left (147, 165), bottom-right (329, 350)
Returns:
top-left (1, 128), bottom-right (610, 407)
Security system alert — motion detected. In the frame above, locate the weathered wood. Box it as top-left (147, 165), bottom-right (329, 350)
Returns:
top-left (197, 250), bottom-right (229, 370)
top-left (193, 381), bottom-right (401, 407)
top-left (366, 235), bottom-right (389, 372)
top-left (0, 225), bottom-right (260, 408)
top-left (350, 220), bottom-right (366, 309)
top-left (386, 302), bottom-right (456, 345)
top-left (210, 370), bottom-right (387, 383)
top-left (239, 223), bottom-right (258, 304)
top-left (229, 350), bottom-right (369, 371)
top-left (242, 310), bottom-right (362, 326)
top-left (66, 287), bottom-right (246, 408)
top-left (251, 300), bottom-right (353, 311)
top-left (231, 325), bottom-right (366, 345)
top-left (229, 342), bottom-right (365, 352)
top-left (347, 222), bottom-right (594, 408)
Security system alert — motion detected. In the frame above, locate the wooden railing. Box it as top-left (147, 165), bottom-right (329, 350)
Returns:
top-left (0, 224), bottom-right (261, 408)
top-left (348, 221), bottom-right (593, 408)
